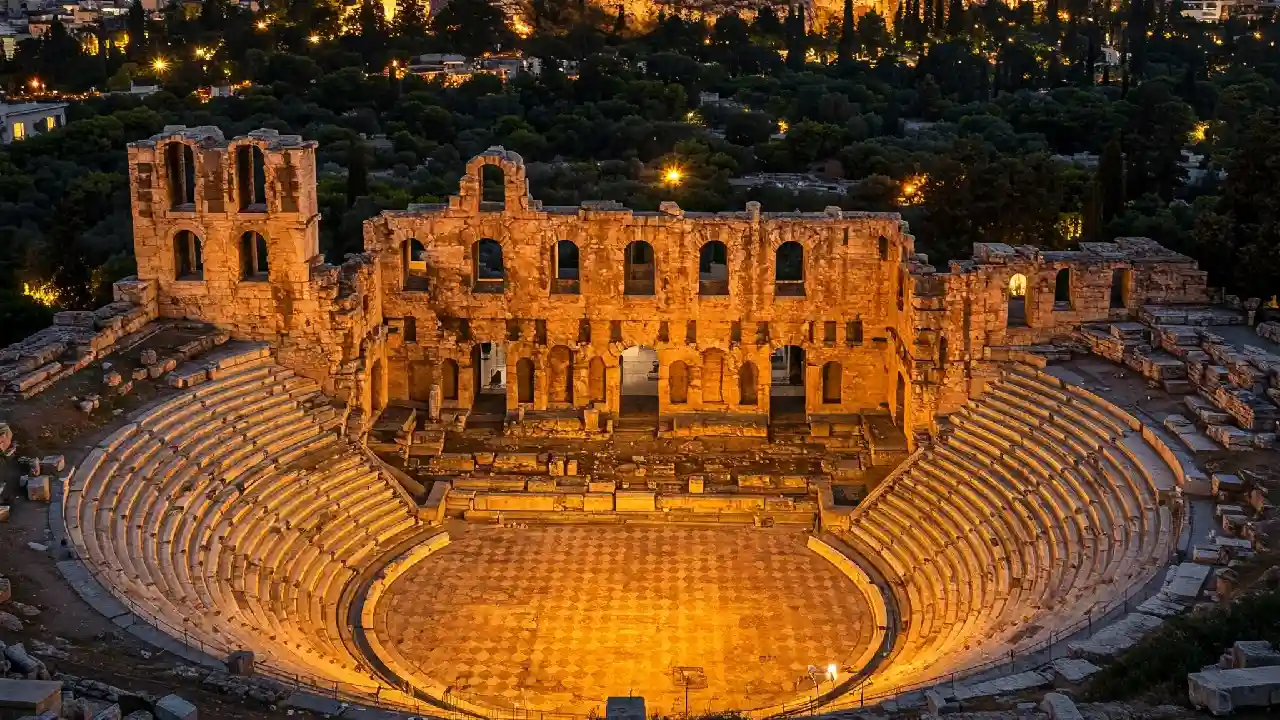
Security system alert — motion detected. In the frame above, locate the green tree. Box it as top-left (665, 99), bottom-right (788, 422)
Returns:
top-left (429, 0), bottom-right (513, 56)
top-left (838, 0), bottom-right (855, 61)
top-left (346, 140), bottom-right (369, 207)
top-left (392, 0), bottom-right (428, 40)
top-left (1097, 134), bottom-right (1125, 224)
top-left (126, 0), bottom-right (147, 60)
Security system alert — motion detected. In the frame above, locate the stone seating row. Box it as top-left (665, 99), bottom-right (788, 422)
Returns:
top-left (841, 364), bottom-right (1176, 697)
top-left (65, 355), bottom-right (423, 688)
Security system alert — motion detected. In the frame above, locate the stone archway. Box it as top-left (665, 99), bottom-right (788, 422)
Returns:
top-left (620, 346), bottom-right (658, 417)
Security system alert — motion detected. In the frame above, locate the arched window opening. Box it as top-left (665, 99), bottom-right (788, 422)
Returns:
top-left (702, 349), bottom-right (725, 403)
top-left (878, 235), bottom-right (890, 261)
top-left (237, 145), bottom-right (267, 211)
top-left (588, 356), bottom-right (607, 404)
top-left (1110, 268), bottom-right (1130, 309)
top-left (1054, 268), bottom-right (1072, 309)
top-left (938, 335), bottom-right (949, 367)
top-left (738, 362), bottom-right (758, 406)
top-left (669, 360), bottom-right (689, 404)
top-left (481, 163), bottom-right (505, 209)
top-left (698, 241), bottom-right (729, 296)
top-left (821, 362), bottom-right (842, 404)
top-left (624, 241), bottom-right (655, 296)
top-left (515, 357), bottom-right (535, 404)
top-left (240, 231), bottom-right (268, 280)
top-left (1007, 273), bottom-right (1028, 327)
top-left (174, 230), bottom-right (203, 280)
top-left (769, 345), bottom-right (805, 421)
top-left (552, 240), bottom-right (580, 294)
top-left (442, 359), bottom-right (459, 400)
top-left (896, 269), bottom-right (905, 310)
top-left (775, 242), bottom-right (804, 296)
top-left (165, 142), bottom-right (196, 209)
top-left (404, 238), bottom-right (429, 291)
top-left (473, 238), bottom-right (505, 293)
top-left (549, 346), bottom-right (574, 405)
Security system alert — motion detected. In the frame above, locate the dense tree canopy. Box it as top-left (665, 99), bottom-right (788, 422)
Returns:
top-left (0, 0), bottom-right (1277, 345)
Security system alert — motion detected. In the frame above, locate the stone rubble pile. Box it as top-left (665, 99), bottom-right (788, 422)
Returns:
top-left (1078, 306), bottom-right (1280, 451)
top-left (0, 280), bottom-right (157, 400)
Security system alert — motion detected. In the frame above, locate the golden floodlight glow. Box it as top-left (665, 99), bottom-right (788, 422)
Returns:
top-left (29, 77), bottom-right (41, 90)
top-left (23, 281), bottom-right (60, 307)
top-left (256, 19), bottom-right (268, 29)
top-left (778, 119), bottom-right (789, 134)
top-left (1190, 121), bottom-right (1209, 143)
top-left (662, 166), bottom-right (683, 186)
top-left (827, 664), bottom-right (838, 681)
top-left (308, 33), bottom-right (321, 44)
top-left (511, 16), bottom-right (532, 37)
top-left (898, 174), bottom-right (926, 205)
top-left (152, 57), bottom-right (168, 72)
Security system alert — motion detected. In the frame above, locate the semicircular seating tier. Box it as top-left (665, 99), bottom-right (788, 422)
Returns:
top-left (840, 363), bottom-right (1179, 697)
top-left (63, 351), bottom-right (424, 688)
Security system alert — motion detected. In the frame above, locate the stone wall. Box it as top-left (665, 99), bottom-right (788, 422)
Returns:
top-left (127, 126), bottom-right (381, 400)
top-left (368, 148), bottom-right (913, 421)
top-left (123, 130), bottom-right (1214, 440)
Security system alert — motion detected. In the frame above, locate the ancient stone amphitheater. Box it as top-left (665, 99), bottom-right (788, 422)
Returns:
top-left (16, 129), bottom-right (1239, 717)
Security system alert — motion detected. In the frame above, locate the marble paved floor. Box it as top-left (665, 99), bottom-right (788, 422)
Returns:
top-left (372, 525), bottom-right (875, 716)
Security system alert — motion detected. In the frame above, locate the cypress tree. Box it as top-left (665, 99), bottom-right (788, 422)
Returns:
top-left (613, 4), bottom-right (626, 34)
top-left (1098, 134), bottom-right (1126, 223)
top-left (946, 0), bottom-right (963, 36)
top-left (346, 141), bottom-right (369, 208)
top-left (839, 0), bottom-right (855, 61)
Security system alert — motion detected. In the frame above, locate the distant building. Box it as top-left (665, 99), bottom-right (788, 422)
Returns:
top-left (0, 101), bottom-right (67, 143)
top-left (1180, 0), bottom-right (1236, 20)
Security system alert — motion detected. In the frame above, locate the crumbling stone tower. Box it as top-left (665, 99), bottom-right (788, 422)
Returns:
top-left (128, 127), bottom-right (382, 400)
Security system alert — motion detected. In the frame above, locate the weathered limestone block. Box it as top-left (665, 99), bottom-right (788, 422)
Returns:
top-left (10, 362), bottom-right (61, 392)
top-left (427, 453), bottom-right (475, 474)
top-left (736, 473), bottom-right (772, 488)
top-left (1189, 666), bottom-right (1280, 715)
top-left (1213, 474), bottom-right (1247, 496)
top-left (53, 311), bottom-right (96, 328)
top-left (1259, 321), bottom-right (1280, 344)
top-left (0, 679), bottom-right (63, 716)
top-left (1039, 692), bottom-right (1083, 720)
top-left (1067, 613), bottom-right (1164, 661)
top-left (1232, 641), bottom-right (1280, 669)
top-left (615, 490), bottom-right (656, 512)
top-left (473, 493), bottom-right (557, 512)
top-left (493, 453), bottom-right (543, 473)
top-left (26, 476), bottom-right (51, 502)
top-left (588, 480), bottom-right (615, 493)
top-left (583, 493), bottom-right (614, 512)
top-left (526, 478), bottom-right (557, 493)
top-left (687, 476), bottom-right (704, 494)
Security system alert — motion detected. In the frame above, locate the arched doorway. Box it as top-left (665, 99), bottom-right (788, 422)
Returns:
top-left (470, 342), bottom-right (507, 417)
top-left (516, 358), bottom-right (535, 404)
top-left (669, 361), bottom-right (689, 404)
top-left (588, 356), bottom-right (607, 405)
top-left (442, 359), bottom-right (460, 401)
top-left (738, 362), bottom-right (758, 406)
top-left (620, 346), bottom-right (659, 417)
top-left (769, 345), bottom-right (806, 422)
top-left (370, 359), bottom-right (386, 413)
top-left (548, 346), bottom-right (573, 406)
top-left (821, 361), bottom-right (842, 404)
top-left (1007, 273), bottom-right (1027, 328)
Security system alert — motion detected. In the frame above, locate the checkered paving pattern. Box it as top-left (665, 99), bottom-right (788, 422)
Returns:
top-left (373, 526), bottom-right (875, 715)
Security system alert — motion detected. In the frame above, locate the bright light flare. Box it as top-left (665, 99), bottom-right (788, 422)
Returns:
top-left (256, 19), bottom-right (268, 29)
top-left (898, 174), bottom-right (926, 205)
top-left (511, 16), bottom-right (532, 37)
top-left (1190, 121), bottom-right (1209, 143)
top-left (308, 33), bottom-right (321, 44)
top-left (778, 119), bottom-right (789, 134)
top-left (662, 166), bottom-right (683, 186)
top-left (152, 57), bottom-right (168, 72)
top-left (23, 281), bottom-right (60, 307)
top-left (827, 664), bottom-right (838, 681)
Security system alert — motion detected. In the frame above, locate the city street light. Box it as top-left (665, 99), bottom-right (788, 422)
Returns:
top-left (662, 165), bottom-right (683, 186)
top-left (308, 33), bottom-right (321, 44)
top-left (152, 57), bottom-right (168, 73)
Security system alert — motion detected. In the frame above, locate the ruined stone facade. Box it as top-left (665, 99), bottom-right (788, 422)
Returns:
top-left (125, 128), bottom-right (1213, 442)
